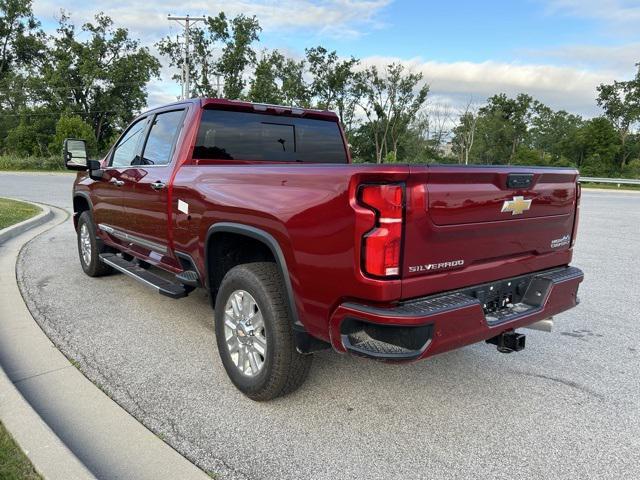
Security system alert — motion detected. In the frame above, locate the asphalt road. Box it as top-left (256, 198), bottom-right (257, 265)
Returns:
top-left (2, 172), bottom-right (639, 479)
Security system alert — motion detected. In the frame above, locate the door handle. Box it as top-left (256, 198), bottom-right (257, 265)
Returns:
top-left (151, 181), bottom-right (166, 191)
top-left (110, 178), bottom-right (124, 187)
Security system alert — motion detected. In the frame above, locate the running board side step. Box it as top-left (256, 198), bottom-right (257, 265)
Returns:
top-left (175, 270), bottom-right (199, 287)
top-left (99, 253), bottom-right (188, 299)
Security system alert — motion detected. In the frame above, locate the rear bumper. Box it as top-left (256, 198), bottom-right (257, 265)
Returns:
top-left (329, 266), bottom-right (584, 360)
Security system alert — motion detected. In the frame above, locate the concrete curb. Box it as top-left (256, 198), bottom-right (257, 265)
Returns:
top-left (0, 204), bottom-right (96, 479)
top-left (0, 170), bottom-right (75, 175)
top-left (0, 205), bottom-right (210, 480)
top-left (0, 198), bottom-right (53, 245)
top-left (0, 365), bottom-right (96, 479)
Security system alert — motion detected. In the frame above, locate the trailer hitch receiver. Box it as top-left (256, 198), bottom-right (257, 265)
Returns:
top-left (486, 330), bottom-right (526, 353)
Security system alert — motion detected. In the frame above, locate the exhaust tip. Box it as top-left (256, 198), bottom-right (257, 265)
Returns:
top-left (524, 317), bottom-right (554, 332)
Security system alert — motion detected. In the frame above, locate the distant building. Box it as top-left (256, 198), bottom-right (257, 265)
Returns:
top-left (438, 142), bottom-right (454, 157)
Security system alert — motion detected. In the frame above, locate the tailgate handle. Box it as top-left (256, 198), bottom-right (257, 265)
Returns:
top-left (507, 173), bottom-right (533, 189)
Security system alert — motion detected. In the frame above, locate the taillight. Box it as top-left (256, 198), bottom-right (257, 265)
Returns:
top-left (359, 184), bottom-right (404, 277)
top-left (571, 182), bottom-right (581, 246)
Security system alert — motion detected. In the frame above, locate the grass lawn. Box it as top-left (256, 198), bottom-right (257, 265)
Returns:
top-left (0, 198), bottom-right (41, 230)
top-left (0, 421), bottom-right (42, 480)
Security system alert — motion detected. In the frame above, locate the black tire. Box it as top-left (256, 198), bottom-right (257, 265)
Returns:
top-left (77, 211), bottom-right (112, 277)
top-left (214, 262), bottom-right (312, 401)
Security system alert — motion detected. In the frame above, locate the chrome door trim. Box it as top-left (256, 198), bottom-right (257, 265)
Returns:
top-left (98, 224), bottom-right (168, 255)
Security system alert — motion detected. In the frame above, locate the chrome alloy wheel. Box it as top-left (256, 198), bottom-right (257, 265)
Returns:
top-left (223, 290), bottom-right (267, 377)
top-left (80, 223), bottom-right (92, 266)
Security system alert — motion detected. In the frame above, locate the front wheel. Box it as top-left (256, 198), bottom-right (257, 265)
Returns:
top-left (76, 211), bottom-right (112, 277)
top-left (214, 262), bottom-right (312, 401)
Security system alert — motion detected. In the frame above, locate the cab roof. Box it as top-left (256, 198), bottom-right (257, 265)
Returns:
top-left (199, 98), bottom-right (339, 121)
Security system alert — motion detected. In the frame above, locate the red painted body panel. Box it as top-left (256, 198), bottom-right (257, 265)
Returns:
top-left (171, 163), bottom-right (409, 340)
top-left (401, 165), bottom-right (578, 299)
top-left (72, 98), bottom-right (582, 358)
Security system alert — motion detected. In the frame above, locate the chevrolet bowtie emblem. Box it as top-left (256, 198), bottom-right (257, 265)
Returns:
top-left (501, 196), bottom-right (532, 215)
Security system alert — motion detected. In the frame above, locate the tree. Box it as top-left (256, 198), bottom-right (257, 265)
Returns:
top-left (529, 105), bottom-right (583, 164)
top-left (575, 117), bottom-right (620, 175)
top-left (279, 57), bottom-right (310, 107)
top-left (306, 46), bottom-right (359, 131)
top-left (247, 50), bottom-right (311, 107)
top-left (49, 115), bottom-right (97, 155)
top-left (0, 0), bottom-right (45, 143)
top-left (5, 111), bottom-right (55, 156)
top-left (208, 13), bottom-right (261, 99)
top-left (355, 63), bottom-right (429, 163)
top-left (0, 0), bottom-right (44, 79)
top-left (597, 63), bottom-right (640, 167)
top-left (248, 50), bottom-right (283, 104)
top-left (157, 26), bottom-right (217, 97)
top-left (36, 13), bottom-right (160, 150)
top-left (451, 100), bottom-right (479, 164)
top-left (157, 12), bottom-right (261, 99)
top-left (477, 93), bottom-right (535, 163)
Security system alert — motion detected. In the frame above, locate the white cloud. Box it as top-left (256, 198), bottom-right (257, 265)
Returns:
top-left (524, 43), bottom-right (640, 73)
top-left (359, 57), bottom-right (617, 116)
top-left (32, 0), bottom-right (391, 40)
top-left (30, 0), bottom-right (633, 117)
top-left (543, 0), bottom-right (640, 30)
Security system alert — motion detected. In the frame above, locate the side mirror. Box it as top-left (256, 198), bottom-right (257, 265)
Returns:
top-left (87, 159), bottom-right (104, 180)
top-left (63, 138), bottom-right (89, 170)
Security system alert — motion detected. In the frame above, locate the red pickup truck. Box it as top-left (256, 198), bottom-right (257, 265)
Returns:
top-left (64, 98), bottom-right (583, 400)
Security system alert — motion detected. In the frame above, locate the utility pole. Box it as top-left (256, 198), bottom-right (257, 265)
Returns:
top-left (167, 15), bottom-right (206, 100)
top-left (212, 71), bottom-right (222, 94)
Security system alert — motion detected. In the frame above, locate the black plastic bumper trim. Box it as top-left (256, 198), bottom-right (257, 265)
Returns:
top-left (344, 266), bottom-right (582, 321)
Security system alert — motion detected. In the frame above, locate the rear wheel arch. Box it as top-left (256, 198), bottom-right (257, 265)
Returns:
top-left (204, 223), bottom-right (300, 326)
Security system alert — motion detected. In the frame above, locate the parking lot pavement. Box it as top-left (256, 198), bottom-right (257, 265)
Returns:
top-left (0, 172), bottom-right (74, 210)
top-left (8, 173), bottom-right (640, 479)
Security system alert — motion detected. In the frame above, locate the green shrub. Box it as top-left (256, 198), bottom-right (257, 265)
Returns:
top-left (0, 155), bottom-right (64, 171)
top-left (4, 117), bottom-right (56, 156)
top-left (579, 154), bottom-right (618, 177)
top-left (621, 158), bottom-right (640, 179)
top-left (513, 147), bottom-right (543, 166)
top-left (49, 115), bottom-right (97, 156)
top-left (550, 156), bottom-right (577, 168)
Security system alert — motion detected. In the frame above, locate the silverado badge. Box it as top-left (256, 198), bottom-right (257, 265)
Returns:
top-left (501, 196), bottom-right (532, 215)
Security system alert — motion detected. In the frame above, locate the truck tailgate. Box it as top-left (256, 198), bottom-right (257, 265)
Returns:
top-left (401, 165), bottom-right (579, 299)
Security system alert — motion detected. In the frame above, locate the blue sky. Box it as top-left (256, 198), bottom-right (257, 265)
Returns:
top-left (33, 0), bottom-right (640, 116)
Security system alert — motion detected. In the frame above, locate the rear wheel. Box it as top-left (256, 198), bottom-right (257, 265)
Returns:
top-left (77, 211), bottom-right (112, 277)
top-left (214, 262), bottom-right (312, 401)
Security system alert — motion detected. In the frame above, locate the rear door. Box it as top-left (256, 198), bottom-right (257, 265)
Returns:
top-left (118, 107), bottom-right (187, 265)
top-left (401, 165), bottom-right (579, 298)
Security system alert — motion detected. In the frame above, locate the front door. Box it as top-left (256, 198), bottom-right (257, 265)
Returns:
top-left (119, 108), bottom-right (187, 266)
top-left (92, 116), bottom-right (149, 235)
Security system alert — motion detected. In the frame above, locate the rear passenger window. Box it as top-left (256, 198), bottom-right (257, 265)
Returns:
top-left (193, 109), bottom-right (347, 163)
top-left (139, 110), bottom-right (185, 166)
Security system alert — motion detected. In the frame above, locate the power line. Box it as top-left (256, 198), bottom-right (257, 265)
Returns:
top-left (0, 80), bottom-right (153, 92)
top-left (0, 110), bottom-right (117, 118)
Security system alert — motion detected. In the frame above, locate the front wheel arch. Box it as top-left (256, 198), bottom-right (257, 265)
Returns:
top-left (73, 193), bottom-right (92, 231)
